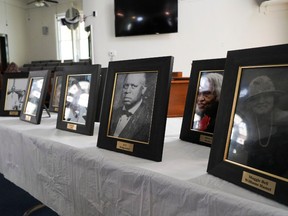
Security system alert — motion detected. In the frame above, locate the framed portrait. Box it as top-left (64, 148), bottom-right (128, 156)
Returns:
top-left (58, 64), bottom-right (104, 122)
top-left (180, 58), bottom-right (225, 146)
top-left (97, 56), bottom-right (174, 162)
top-left (56, 65), bottom-right (101, 135)
top-left (20, 70), bottom-right (51, 124)
top-left (0, 72), bottom-right (29, 116)
top-left (207, 44), bottom-right (288, 206)
top-left (49, 71), bottom-right (64, 112)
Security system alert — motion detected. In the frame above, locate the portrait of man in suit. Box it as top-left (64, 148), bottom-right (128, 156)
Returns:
top-left (108, 72), bottom-right (157, 143)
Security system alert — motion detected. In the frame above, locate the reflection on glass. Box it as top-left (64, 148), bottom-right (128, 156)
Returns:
top-left (63, 75), bottom-right (91, 125)
top-left (52, 76), bottom-right (63, 107)
top-left (24, 78), bottom-right (44, 116)
top-left (192, 71), bottom-right (223, 133)
top-left (4, 78), bottom-right (27, 111)
top-left (227, 73), bottom-right (288, 179)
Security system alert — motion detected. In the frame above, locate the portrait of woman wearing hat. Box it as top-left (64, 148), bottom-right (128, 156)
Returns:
top-left (228, 73), bottom-right (288, 178)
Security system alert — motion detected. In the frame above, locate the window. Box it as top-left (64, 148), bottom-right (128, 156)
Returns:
top-left (56, 13), bottom-right (90, 62)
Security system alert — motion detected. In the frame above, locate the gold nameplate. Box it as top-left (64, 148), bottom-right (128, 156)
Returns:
top-left (67, 123), bottom-right (77, 131)
top-left (242, 171), bottom-right (276, 195)
top-left (9, 111), bottom-right (19, 116)
top-left (25, 115), bottom-right (31, 121)
top-left (55, 108), bottom-right (58, 112)
top-left (116, 141), bottom-right (134, 152)
top-left (200, 134), bottom-right (213, 144)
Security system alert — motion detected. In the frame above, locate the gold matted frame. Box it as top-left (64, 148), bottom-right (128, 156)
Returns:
top-left (97, 56), bottom-right (174, 161)
top-left (180, 58), bottom-right (225, 146)
top-left (56, 65), bottom-right (101, 135)
top-left (207, 44), bottom-right (288, 206)
top-left (19, 70), bottom-right (51, 124)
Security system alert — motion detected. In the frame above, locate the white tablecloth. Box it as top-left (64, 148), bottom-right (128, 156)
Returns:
top-left (0, 114), bottom-right (287, 216)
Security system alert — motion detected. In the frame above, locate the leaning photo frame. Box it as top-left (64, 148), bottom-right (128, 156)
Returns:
top-left (49, 71), bottom-right (64, 113)
top-left (180, 58), bottom-right (225, 146)
top-left (20, 70), bottom-right (51, 124)
top-left (0, 72), bottom-right (29, 116)
top-left (207, 44), bottom-right (288, 206)
top-left (56, 65), bottom-right (101, 135)
top-left (97, 56), bottom-right (174, 162)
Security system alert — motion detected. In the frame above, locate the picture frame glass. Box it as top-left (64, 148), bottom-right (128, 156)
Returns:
top-left (107, 72), bottom-right (158, 144)
top-left (4, 78), bottom-right (27, 111)
top-left (225, 65), bottom-right (288, 180)
top-left (23, 77), bottom-right (44, 116)
top-left (51, 75), bottom-right (63, 108)
top-left (179, 58), bottom-right (225, 146)
top-left (63, 74), bottom-right (91, 125)
top-left (191, 70), bottom-right (224, 133)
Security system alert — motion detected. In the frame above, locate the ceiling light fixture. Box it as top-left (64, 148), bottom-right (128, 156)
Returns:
top-left (35, 2), bottom-right (45, 7)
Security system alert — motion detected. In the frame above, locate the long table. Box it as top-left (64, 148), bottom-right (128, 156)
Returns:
top-left (0, 114), bottom-right (287, 216)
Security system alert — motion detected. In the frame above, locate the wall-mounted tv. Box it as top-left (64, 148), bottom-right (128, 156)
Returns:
top-left (114, 0), bottom-right (178, 37)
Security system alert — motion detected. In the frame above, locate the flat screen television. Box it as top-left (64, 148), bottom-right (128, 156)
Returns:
top-left (114, 0), bottom-right (178, 37)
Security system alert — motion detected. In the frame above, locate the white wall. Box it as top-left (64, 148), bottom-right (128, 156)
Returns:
top-left (83, 0), bottom-right (288, 76)
top-left (0, 0), bottom-right (28, 66)
top-left (26, 0), bottom-right (83, 62)
top-left (0, 0), bottom-right (83, 66)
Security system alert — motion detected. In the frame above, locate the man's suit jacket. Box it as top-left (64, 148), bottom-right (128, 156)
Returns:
top-left (109, 102), bottom-right (152, 143)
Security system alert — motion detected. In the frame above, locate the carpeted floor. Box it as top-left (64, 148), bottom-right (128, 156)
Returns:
top-left (0, 174), bottom-right (59, 216)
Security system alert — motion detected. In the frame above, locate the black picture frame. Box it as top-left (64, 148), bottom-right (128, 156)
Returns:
top-left (49, 71), bottom-right (64, 113)
top-left (97, 56), bottom-right (174, 162)
top-left (95, 68), bottom-right (108, 122)
top-left (0, 72), bottom-right (29, 116)
top-left (180, 58), bottom-right (225, 146)
top-left (56, 65), bottom-right (101, 135)
top-left (20, 70), bottom-right (51, 124)
top-left (207, 44), bottom-right (288, 206)
top-left (58, 64), bottom-right (104, 122)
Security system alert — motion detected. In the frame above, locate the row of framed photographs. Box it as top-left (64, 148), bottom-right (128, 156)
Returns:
top-left (1, 44), bottom-right (288, 205)
top-left (0, 56), bottom-right (174, 162)
top-left (0, 66), bottom-right (103, 135)
top-left (180, 44), bottom-right (288, 206)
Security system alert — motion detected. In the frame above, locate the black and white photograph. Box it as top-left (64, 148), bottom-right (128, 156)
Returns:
top-left (0, 72), bottom-right (29, 116)
top-left (63, 74), bottom-right (91, 125)
top-left (227, 67), bottom-right (288, 178)
top-left (4, 78), bottom-right (27, 111)
top-left (108, 72), bottom-right (158, 144)
top-left (97, 56), bottom-right (174, 161)
top-left (207, 44), bottom-right (288, 206)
